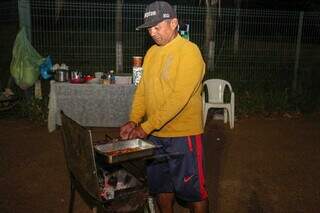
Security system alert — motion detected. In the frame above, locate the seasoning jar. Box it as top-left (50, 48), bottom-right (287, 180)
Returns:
top-left (101, 74), bottom-right (109, 85)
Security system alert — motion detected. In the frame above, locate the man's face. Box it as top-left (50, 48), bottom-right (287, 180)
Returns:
top-left (148, 18), bottom-right (178, 46)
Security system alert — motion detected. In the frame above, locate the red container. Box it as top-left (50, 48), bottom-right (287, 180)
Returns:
top-left (132, 56), bottom-right (143, 67)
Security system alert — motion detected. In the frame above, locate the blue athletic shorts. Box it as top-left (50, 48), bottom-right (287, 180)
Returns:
top-left (146, 134), bottom-right (208, 202)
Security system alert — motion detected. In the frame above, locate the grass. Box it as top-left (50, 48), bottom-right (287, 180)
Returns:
top-left (14, 96), bottom-right (49, 125)
top-left (8, 82), bottom-right (318, 126)
top-left (234, 82), bottom-right (320, 117)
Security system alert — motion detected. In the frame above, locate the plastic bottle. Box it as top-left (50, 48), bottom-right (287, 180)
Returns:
top-left (109, 70), bottom-right (115, 84)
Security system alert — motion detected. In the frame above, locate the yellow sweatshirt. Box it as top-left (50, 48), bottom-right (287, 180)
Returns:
top-left (130, 34), bottom-right (205, 137)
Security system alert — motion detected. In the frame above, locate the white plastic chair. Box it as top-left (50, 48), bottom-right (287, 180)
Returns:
top-left (202, 79), bottom-right (235, 129)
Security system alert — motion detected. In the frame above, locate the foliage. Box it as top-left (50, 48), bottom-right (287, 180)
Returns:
top-left (6, 80), bottom-right (319, 124)
top-left (234, 81), bottom-right (320, 117)
top-left (15, 96), bottom-right (49, 125)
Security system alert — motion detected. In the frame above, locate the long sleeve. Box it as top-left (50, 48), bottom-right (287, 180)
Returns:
top-left (141, 48), bottom-right (204, 134)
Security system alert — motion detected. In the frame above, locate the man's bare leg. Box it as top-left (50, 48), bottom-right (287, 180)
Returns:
top-left (156, 192), bottom-right (175, 213)
top-left (189, 199), bottom-right (209, 213)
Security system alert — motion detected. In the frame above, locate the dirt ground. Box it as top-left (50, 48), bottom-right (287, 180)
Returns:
top-left (1, 112), bottom-right (320, 213)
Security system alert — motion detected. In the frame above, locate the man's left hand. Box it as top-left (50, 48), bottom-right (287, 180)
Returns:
top-left (127, 126), bottom-right (148, 139)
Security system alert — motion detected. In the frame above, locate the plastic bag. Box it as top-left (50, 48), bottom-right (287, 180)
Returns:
top-left (40, 55), bottom-right (53, 80)
top-left (10, 27), bottom-right (44, 90)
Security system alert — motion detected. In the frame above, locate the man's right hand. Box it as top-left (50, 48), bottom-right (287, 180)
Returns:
top-left (119, 121), bottom-right (137, 140)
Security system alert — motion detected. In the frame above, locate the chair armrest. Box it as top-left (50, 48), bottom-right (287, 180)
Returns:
top-left (231, 92), bottom-right (235, 103)
top-left (202, 92), bottom-right (206, 104)
top-left (231, 92), bottom-right (235, 113)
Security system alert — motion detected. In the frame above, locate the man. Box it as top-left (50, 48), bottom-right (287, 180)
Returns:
top-left (120, 1), bottom-right (209, 212)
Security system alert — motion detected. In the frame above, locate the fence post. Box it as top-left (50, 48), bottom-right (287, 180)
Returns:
top-left (292, 11), bottom-right (304, 95)
top-left (18, 0), bottom-right (32, 41)
top-left (204, 3), bottom-right (217, 75)
top-left (115, 0), bottom-right (123, 73)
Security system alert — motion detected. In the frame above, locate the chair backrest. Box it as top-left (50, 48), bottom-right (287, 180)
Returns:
top-left (60, 111), bottom-right (101, 199)
top-left (203, 79), bottom-right (233, 103)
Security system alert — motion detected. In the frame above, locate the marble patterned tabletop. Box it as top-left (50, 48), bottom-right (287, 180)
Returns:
top-left (48, 80), bottom-right (135, 132)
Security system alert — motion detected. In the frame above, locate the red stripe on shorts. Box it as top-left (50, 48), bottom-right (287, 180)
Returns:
top-left (187, 136), bottom-right (193, 152)
top-left (195, 134), bottom-right (208, 199)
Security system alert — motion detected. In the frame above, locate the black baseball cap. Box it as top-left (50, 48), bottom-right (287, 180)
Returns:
top-left (136, 1), bottom-right (177, 30)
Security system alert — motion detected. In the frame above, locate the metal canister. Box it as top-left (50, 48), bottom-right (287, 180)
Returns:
top-left (132, 56), bottom-right (143, 86)
top-left (54, 69), bottom-right (69, 82)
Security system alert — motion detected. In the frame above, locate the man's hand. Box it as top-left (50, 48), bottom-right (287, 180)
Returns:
top-left (127, 126), bottom-right (148, 139)
top-left (120, 121), bottom-right (136, 140)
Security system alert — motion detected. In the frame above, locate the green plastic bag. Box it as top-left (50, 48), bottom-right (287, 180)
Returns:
top-left (10, 28), bottom-right (44, 90)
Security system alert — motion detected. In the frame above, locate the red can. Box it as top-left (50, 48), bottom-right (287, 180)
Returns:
top-left (132, 56), bottom-right (143, 67)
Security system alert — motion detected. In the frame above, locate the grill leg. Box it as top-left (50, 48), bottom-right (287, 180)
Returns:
top-left (92, 207), bottom-right (97, 213)
top-left (146, 197), bottom-right (156, 213)
top-left (68, 180), bottom-right (76, 213)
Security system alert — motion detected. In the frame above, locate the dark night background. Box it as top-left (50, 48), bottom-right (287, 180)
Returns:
top-left (33, 0), bottom-right (320, 11)
top-left (118, 0), bottom-right (320, 11)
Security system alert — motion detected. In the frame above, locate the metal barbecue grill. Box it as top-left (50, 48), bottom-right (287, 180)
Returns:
top-left (94, 136), bottom-right (157, 212)
top-left (60, 111), bottom-right (156, 213)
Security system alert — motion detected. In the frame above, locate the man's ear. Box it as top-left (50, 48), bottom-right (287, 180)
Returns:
top-left (170, 18), bottom-right (179, 30)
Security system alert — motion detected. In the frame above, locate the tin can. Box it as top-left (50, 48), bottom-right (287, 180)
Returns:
top-left (132, 56), bottom-right (143, 68)
top-left (132, 67), bottom-right (143, 86)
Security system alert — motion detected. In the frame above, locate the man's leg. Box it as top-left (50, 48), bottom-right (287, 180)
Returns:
top-left (189, 199), bottom-right (209, 213)
top-left (156, 192), bottom-right (175, 213)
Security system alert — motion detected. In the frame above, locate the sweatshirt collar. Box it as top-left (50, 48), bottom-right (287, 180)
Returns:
top-left (158, 34), bottom-right (182, 50)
